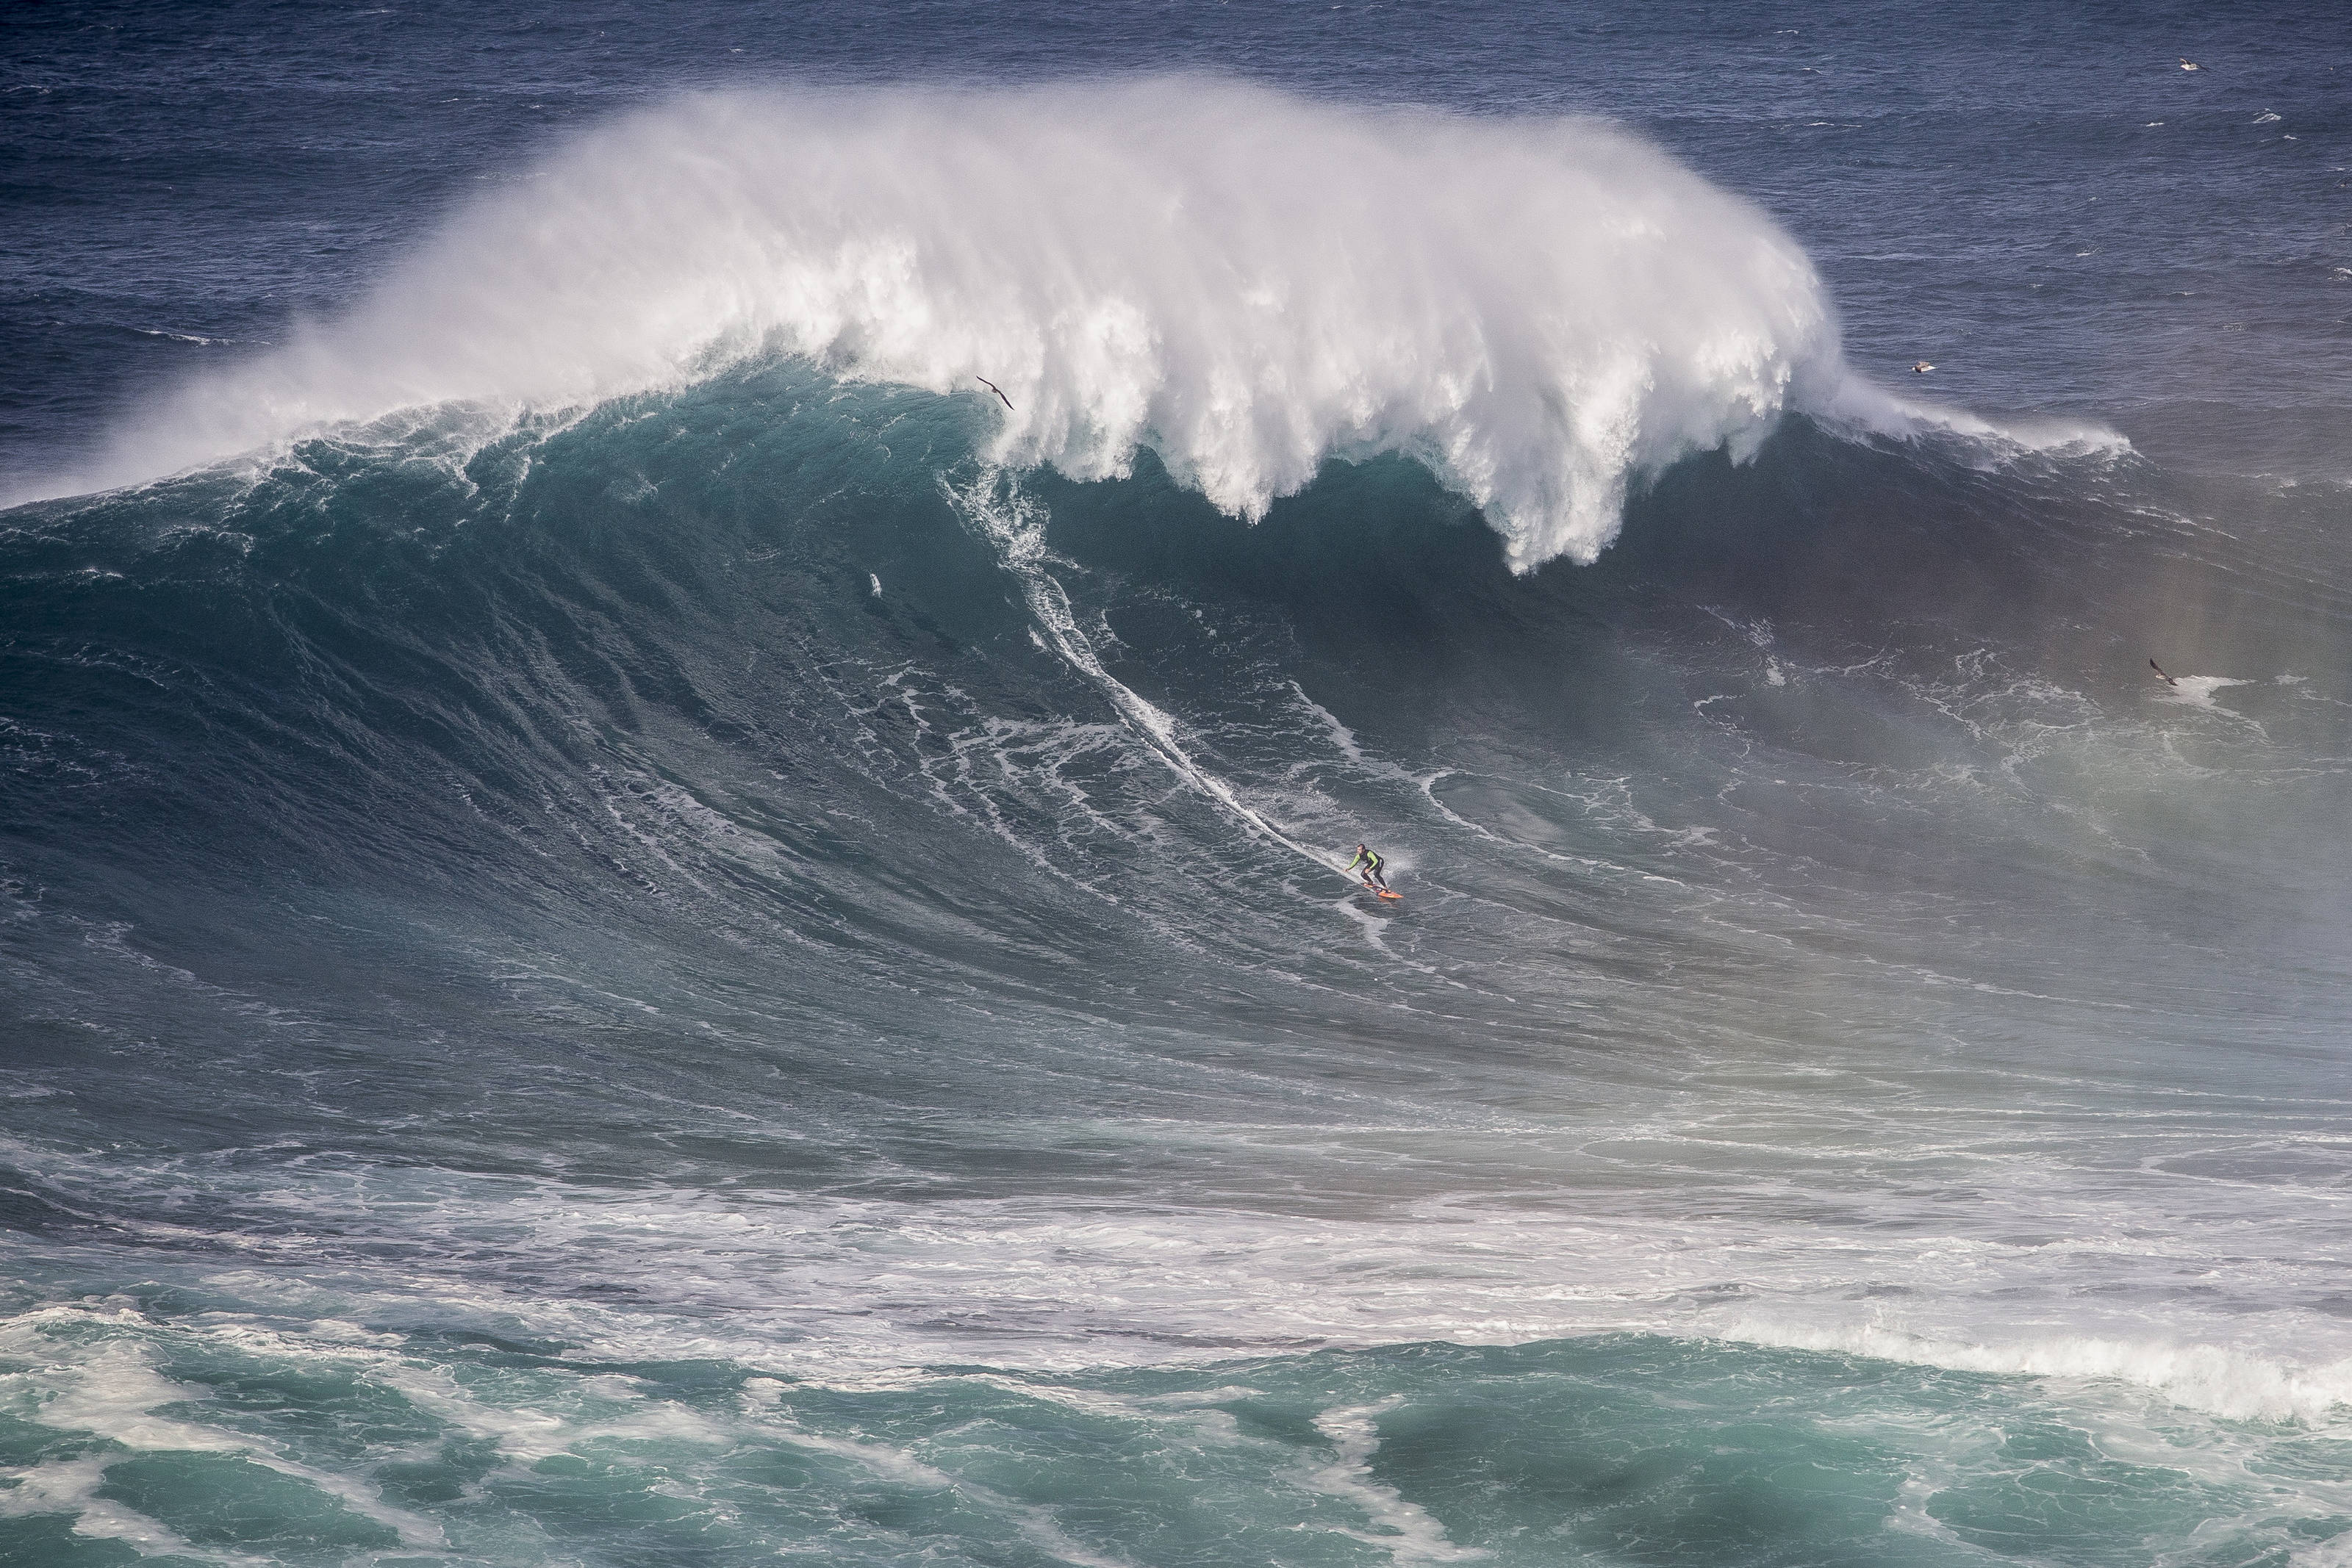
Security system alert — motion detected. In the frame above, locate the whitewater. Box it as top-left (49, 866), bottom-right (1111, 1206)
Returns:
top-left (5, 7), bottom-right (2352, 1567)
top-left (43, 79), bottom-right (2016, 569)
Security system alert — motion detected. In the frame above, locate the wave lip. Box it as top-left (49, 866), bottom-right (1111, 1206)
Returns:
top-left (47, 77), bottom-right (1870, 570)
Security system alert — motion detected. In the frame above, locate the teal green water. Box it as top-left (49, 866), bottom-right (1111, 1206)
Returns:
top-left (7, 2), bottom-right (2352, 1564)
top-left (9, 1297), bottom-right (2348, 1568)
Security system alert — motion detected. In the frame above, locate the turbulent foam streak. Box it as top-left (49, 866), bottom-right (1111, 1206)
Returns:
top-left (61, 79), bottom-right (1859, 569)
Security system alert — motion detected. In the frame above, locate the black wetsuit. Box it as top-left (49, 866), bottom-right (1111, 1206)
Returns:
top-left (1348, 848), bottom-right (1387, 889)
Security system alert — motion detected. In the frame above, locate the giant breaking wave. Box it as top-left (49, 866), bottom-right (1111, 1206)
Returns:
top-left (54, 78), bottom-right (1904, 569)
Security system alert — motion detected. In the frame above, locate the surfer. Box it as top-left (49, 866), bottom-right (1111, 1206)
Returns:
top-left (1346, 843), bottom-right (1389, 892)
top-left (2149, 657), bottom-right (2179, 688)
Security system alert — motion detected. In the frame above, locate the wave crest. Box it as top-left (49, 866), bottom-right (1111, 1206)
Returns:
top-left (67, 78), bottom-right (1871, 568)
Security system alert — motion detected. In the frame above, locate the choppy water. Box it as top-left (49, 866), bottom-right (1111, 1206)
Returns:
top-left (4, 4), bottom-right (2350, 1565)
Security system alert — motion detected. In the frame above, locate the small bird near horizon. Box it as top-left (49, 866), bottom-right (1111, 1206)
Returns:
top-left (1911, 360), bottom-right (1935, 373)
top-left (976, 375), bottom-right (1014, 411)
top-left (2179, 57), bottom-right (2201, 71)
top-left (2150, 657), bottom-right (2179, 687)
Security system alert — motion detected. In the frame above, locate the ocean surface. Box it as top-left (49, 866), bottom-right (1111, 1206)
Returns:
top-left (4, 4), bottom-right (2351, 1564)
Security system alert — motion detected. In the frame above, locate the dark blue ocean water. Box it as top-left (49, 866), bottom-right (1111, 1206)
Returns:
top-left (4, 4), bottom-right (2351, 1565)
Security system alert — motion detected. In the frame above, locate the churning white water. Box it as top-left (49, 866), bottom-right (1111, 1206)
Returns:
top-left (57, 79), bottom-right (1875, 568)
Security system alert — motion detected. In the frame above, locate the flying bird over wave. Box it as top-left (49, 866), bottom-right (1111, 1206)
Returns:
top-left (976, 375), bottom-right (1014, 411)
top-left (1911, 360), bottom-right (1935, 373)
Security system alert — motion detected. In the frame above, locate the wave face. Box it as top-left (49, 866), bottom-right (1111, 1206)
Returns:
top-left (56, 79), bottom-right (1862, 568)
top-left (7, 38), bottom-right (2352, 1568)
top-left (7, 359), bottom-right (2352, 1565)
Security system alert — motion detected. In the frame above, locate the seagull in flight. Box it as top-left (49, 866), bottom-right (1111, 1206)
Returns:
top-left (975, 376), bottom-right (1014, 411)
top-left (2149, 657), bottom-right (2179, 687)
top-left (1911, 360), bottom-right (1935, 373)
top-left (2179, 57), bottom-right (2201, 71)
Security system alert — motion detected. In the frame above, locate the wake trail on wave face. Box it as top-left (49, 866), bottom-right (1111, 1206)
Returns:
top-left (23, 76), bottom-right (2092, 569)
top-left (944, 467), bottom-right (1358, 884)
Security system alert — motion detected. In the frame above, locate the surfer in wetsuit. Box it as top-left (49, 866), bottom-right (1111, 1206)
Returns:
top-left (1347, 844), bottom-right (1388, 891)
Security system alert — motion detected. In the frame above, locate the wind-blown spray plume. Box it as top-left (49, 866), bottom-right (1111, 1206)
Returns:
top-left (69, 78), bottom-right (1870, 568)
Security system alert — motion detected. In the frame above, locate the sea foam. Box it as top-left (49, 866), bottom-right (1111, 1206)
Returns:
top-left (60, 79), bottom-right (1876, 569)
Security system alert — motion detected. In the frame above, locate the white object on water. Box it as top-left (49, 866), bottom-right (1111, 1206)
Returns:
top-left (2154, 675), bottom-right (2251, 709)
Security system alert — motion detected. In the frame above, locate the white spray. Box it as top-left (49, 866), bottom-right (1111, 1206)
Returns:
top-left (44, 78), bottom-right (2066, 569)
